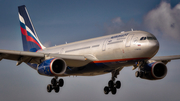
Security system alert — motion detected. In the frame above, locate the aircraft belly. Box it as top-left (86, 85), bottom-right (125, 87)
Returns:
top-left (64, 58), bottom-right (146, 76)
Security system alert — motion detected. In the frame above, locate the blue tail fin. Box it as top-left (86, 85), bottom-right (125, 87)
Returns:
top-left (18, 5), bottom-right (45, 52)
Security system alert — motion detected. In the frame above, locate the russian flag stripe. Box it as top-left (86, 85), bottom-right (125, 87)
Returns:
top-left (20, 26), bottom-right (42, 49)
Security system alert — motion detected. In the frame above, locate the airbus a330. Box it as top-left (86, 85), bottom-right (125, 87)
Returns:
top-left (0, 5), bottom-right (180, 95)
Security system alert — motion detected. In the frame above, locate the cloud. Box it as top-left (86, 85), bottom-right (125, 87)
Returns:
top-left (111, 17), bottom-right (122, 24)
top-left (105, 1), bottom-right (180, 41)
top-left (144, 1), bottom-right (180, 40)
top-left (43, 41), bottom-right (52, 47)
top-left (104, 17), bottom-right (144, 35)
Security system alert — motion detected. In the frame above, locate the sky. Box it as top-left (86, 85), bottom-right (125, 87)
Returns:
top-left (0, 0), bottom-right (180, 101)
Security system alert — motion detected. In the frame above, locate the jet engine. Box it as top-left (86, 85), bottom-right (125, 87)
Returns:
top-left (37, 58), bottom-right (67, 76)
top-left (136, 62), bottom-right (167, 80)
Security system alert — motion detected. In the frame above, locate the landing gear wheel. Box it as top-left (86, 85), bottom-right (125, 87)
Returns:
top-left (140, 71), bottom-right (144, 78)
top-left (59, 79), bottom-right (64, 87)
top-left (51, 78), bottom-right (57, 86)
top-left (54, 86), bottom-right (60, 93)
top-left (135, 71), bottom-right (139, 77)
top-left (103, 69), bottom-right (122, 95)
top-left (108, 80), bottom-right (114, 88)
top-left (115, 81), bottom-right (121, 89)
top-left (47, 78), bottom-right (64, 93)
top-left (47, 84), bottom-right (52, 93)
top-left (111, 87), bottom-right (117, 95)
top-left (104, 86), bottom-right (109, 94)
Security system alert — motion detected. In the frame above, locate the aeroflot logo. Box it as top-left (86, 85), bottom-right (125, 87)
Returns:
top-left (111, 33), bottom-right (129, 39)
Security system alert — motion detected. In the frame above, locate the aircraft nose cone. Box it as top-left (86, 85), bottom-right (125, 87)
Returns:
top-left (148, 40), bottom-right (159, 56)
top-left (149, 40), bottom-right (159, 48)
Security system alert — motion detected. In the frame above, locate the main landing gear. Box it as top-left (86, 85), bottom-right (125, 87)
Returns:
top-left (47, 77), bottom-right (64, 93)
top-left (104, 70), bottom-right (121, 95)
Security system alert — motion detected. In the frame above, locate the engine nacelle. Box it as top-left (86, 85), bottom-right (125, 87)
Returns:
top-left (37, 58), bottom-right (67, 76)
top-left (140, 62), bottom-right (167, 80)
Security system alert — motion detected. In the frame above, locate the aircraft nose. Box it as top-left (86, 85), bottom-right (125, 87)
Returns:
top-left (148, 40), bottom-right (159, 56)
top-left (149, 40), bottom-right (159, 48)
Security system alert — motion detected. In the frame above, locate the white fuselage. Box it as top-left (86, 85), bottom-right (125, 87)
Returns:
top-left (38, 30), bottom-right (159, 76)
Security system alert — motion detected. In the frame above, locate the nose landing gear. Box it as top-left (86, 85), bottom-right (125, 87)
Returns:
top-left (47, 77), bottom-right (64, 93)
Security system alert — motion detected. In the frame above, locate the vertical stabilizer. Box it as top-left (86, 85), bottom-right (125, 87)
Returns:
top-left (18, 5), bottom-right (46, 52)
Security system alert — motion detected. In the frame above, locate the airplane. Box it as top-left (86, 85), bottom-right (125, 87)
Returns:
top-left (0, 5), bottom-right (180, 95)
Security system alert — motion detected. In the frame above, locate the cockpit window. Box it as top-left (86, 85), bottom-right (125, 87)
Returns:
top-left (140, 37), bottom-right (146, 40)
top-left (147, 36), bottom-right (157, 40)
top-left (140, 36), bottom-right (157, 40)
top-left (140, 37), bottom-right (143, 40)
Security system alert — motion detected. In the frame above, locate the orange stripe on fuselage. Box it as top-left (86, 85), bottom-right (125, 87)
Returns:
top-left (92, 57), bottom-right (150, 63)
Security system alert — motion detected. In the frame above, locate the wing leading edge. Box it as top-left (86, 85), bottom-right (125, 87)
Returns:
top-left (0, 49), bottom-right (91, 67)
top-left (151, 55), bottom-right (180, 64)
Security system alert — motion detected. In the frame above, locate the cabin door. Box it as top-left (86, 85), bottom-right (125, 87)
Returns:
top-left (125, 34), bottom-right (134, 47)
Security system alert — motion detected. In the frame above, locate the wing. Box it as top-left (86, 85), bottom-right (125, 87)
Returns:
top-left (151, 55), bottom-right (180, 64)
top-left (0, 49), bottom-right (44, 65)
top-left (0, 49), bottom-right (93, 67)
